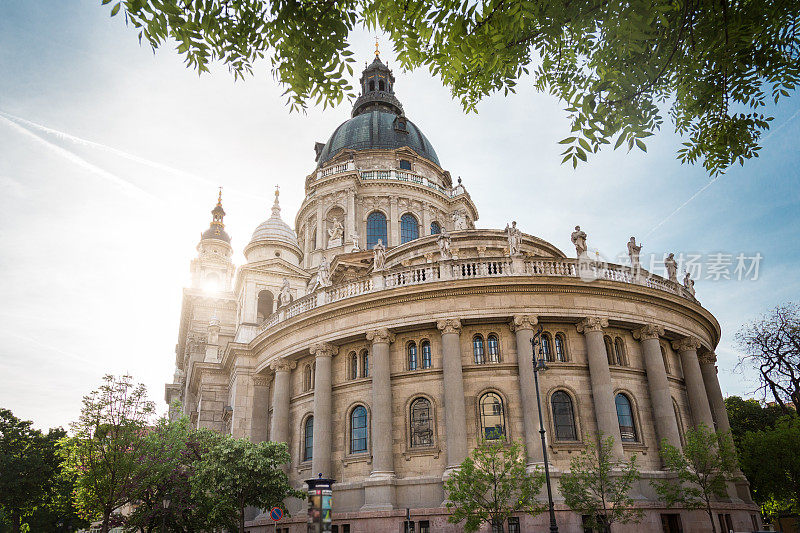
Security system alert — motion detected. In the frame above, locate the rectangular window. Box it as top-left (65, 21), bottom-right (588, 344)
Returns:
top-left (660, 513), bottom-right (683, 533)
top-left (508, 517), bottom-right (520, 533)
top-left (419, 521), bottom-right (430, 533)
top-left (342, 525), bottom-right (350, 533)
top-left (403, 521), bottom-right (415, 533)
top-left (399, 159), bottom-right (412, 170)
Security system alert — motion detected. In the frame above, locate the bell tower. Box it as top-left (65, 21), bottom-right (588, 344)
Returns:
top-left (190, 189), bottom-right (235, 292)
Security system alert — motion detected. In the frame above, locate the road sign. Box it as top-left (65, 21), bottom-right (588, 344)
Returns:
top-left (270, 507), bottom-right (283, 521)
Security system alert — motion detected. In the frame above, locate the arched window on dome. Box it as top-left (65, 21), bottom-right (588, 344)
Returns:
top-left (479, 392), bottom-right (506, 441)
top-left (408, 342), bottom-right (418, 371)
top-left (604, 336), bottom-right (615, 365)
top-left (303, 416), bottom-right (314, 461)
top-left (430, 221), bottom-right (441, 235)
top-left (551, 391), bottom-right (577, 441)
top-left (361, 349), bottom-right (369, 378)
top-left (487, 334), bottom-right (500, 363)
top-left (615, 393), bottom-right (638, 442)
top-left (379, 80), bottom-right (385, 91)
top-left (369, 79), bottom-right (375, 92)
top-left (401, 213), bottom-right (419, 244)
top-left (421, 340), bottom-right (432, 369)
top-left (614, 337), bottom-right (627, 366)
top-left (554, 333), bottom-right (567, 362)
top-left (349, 351), bottom-right (358, 380)
top-left (410, 398), bottom-right (433, 447)
top-left (257, 290), bottom-right (274, 322)
top-left (473, 335), bottom-right (486, 364)
top-left (366, 211), bottom-right (387, 250)
top-left (541, 333), bottom-right (553, 362)
top-left (350, 406), bottom-right (368, 453)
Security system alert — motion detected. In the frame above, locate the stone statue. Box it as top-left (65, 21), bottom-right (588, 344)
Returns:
top-left (665, 253), bottom-right (678, 282)
top-left (627, 236), bottom-right (642, 270)
top-left (683, 271), bottom-right (695, 296)
top-left (452, 210), bottom-right (468, 231)
top-left (317, 256), bottom-right (331, 287)
top-left (506, 221), bottom-right (522, 257)
top-left (372, 239), bottom-right (386, 271)
top-left (279, 278), bottom-right (292, 307)
top-left (437, 228), bottom-right (452, 259)
top-left (350, 232), bottom-right (360, 251)
top-left (571, 225), bottom-right (588, 258)
top-left (327, 216), bottom-right (344, 245)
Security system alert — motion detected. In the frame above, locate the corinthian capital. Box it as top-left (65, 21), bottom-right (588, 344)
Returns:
top-left (436, 319), bottom-right (462, 335)
top-left (366, 328), bottom-right (395, 344)
top-left (576, 317), bottom-right (608, 333)
top-left (672, 336), bottom-right (702, 352)
top-left (510, 315), bottom-right (538, 332)
top-left (270, 359), bottom-right (296, 373)
top-left (633, 324), bottom-right (665, 341)
top-left (310, 342), bottom-right (338, 358)
top-left (698, 351), bottom-right (717, 365)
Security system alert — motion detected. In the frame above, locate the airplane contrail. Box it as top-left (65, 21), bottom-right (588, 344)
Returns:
top-left (0, 114), bottom-right (156, 200)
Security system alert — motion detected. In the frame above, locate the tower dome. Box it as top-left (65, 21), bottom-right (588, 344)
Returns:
top-left (314, 52), bottom-right (440, 168)
top-left (244, 188), bottom-right (302, 264)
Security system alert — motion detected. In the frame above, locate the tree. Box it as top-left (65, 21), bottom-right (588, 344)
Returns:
top-left (190, 434), bottom-right (300, 533)
top-left (653, 424), bottom-right (739, 533)
top-left (61, 375), bottom-right (155, 533)
top-left (0, 409), bottom-right (65, 533)
top-left (737, 303), bottom-right (800, 413)
top-left (443, 439), bottom-right (544, 533)
top-left (103, 0), bottom-right (800, 176)
top-left (739, 415), bottom-right (800, 523)
top-left (724, 395), bottom-right (786, 446)
top-left (559, 436), bottom-right (643, 532)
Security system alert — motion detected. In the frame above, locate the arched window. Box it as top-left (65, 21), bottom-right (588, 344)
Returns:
top-left (400, 213), bottom-right (419, 244)
top-left (614, 337), bottom-right (626, 366)
top-left (473, 335), bottom-right (486, 364)
top-left (369, 79), bottom-right (375, 91)
top-left (303, 365), bottom-right (313, 392)
top-left (408, 342), bottom-right (418, 371)
top-left (487, 334), bottom-right (500, 363)
top-left (350, 406), bottom-right (368, 453)
top-left (361, 349), bottom-right (369, 377)
top-left (615, 394), bottom-right (638, 442)
top-left (303, 416), bottom-right (314, 461)
top-left (430, 221), bottom-right (441, 235)
top-left (421, 340), bottom-right (432, 369)
top-left (604, 336), bottom-right (615, 365)
top-left (378, 80), bottom-right (385, 91)
top-left (541, 333), bottom-right (553, 362)
top-left (552, 391), bottom-right (577, 441)
top-left (661, 345), bottom-right (670, 374)
top-left (410, 398), bottom-right (433, 447)
top-left (554, 333), bottom-right (567, 362)
top-left (257, 290), bottom-right (274, 322)
top-left (366, 211), bottom-right (387, 250)
top-left (479, 392), bottom-right (506, 441)
top-left (350, 352), bottom-right (358, 380)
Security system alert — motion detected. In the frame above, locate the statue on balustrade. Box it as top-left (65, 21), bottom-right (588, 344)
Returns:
top-left (506, 220), bottom-right (522, 257)
top-left (317, 256), bottom-right (332, 287)
top-left (279, 278), bottom-right (292, 307)
top-left (683, 271), bottom-right (695, 296)
top-left (373, 239), bottom-right (386, 271)
top-left (665, 252), bottom-right (678, 282)
top-left (571, 225), bottom-right (588, 258)
top-left (627, 236), bottom-right (643, 271)
top-left (437, 228), bottom-right (452, 260)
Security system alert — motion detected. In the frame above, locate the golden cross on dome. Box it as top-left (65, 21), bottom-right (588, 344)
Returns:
top-left (375, 37), bottom-right (380, 57)
top-left (217, 186), bottom-right (223, 206)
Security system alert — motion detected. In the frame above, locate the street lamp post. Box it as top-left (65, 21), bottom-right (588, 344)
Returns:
top-left (161, 495), bottom-right (171, 533)
top-left (531, 328), bottom-right (559, 533)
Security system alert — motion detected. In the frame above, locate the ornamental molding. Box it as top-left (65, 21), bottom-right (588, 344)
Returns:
top-left (270, 359), bottom-right (297, 373)
top-left (672, 336), bottom-right (702, 352)
top-left (310, 342), bottom-right (338, 358)
top-left (366, 328), bottom-right (395, 344)
top-left (698, 351), bottom-right (717, 365)
top-left (576, 316), bottom-right (608, 333)
top-left (436, 319), bottom-right (461, 335)
top-left (633, 324), bottom-right (665, 341)
top-left (510, 314), bottom-right (538, 332)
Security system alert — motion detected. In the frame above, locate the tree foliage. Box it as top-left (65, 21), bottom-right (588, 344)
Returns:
top-left (724, 395), bottom-right (786, 445)
top-left (559, 436), bottom-right (643, 532)
top-left (105, 0), bottom-right (800, 175)
top-left (443, 439), bottom-right (544, 533)
top-left (737, 302), bottom-right (800, 413)
top-left (653, 424), bottom-right (739, 533)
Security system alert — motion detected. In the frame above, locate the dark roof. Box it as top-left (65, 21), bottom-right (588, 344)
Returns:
top-left (202, 225), bottom-right (231, 243)
top-left (315, 110), bottom-right (440, 167)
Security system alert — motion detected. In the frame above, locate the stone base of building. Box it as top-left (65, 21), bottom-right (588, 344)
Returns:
top-left (246, 502), bottom-right (761, 533)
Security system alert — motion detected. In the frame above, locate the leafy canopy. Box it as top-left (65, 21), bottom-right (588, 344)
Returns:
top-left (106, 0), bottom-right (799, 175)
top-left (443, 439), bottom-right (545, 533)
top-left (559, 436), bottom-right (643, 531)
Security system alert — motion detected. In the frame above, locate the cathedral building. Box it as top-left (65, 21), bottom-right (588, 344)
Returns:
top-left (165, 52), bottom-right (759, 532)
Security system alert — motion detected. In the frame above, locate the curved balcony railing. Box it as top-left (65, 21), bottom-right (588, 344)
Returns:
top-left (311, 161), bottom-right (465, 198)
top-left (259, 256), bottom-right (698, 333)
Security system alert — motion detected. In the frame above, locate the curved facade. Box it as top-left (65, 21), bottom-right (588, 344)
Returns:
top-left (166, 57), bottom-right (759, 532)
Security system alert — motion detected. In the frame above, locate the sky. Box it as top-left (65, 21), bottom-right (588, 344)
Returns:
top-left (1, 1), bottom-right (799, 430)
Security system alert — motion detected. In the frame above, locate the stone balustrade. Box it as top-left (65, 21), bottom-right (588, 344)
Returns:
top-left (258, 255), bottom-right (698, 333)
top-left (311, 162), bottom-right (466, 198)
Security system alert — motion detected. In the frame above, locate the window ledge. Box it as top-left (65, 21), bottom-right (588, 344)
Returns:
top-left (622, 442), bottom-right (648, 454)
top-left (402, 446), bottom-right (441, 461)
top-left (342, 453), bottom-right (371, 467)
top-left (296, 461), bottom-right (312, 474)
top-left (549, 441), bottom-right (585, 454)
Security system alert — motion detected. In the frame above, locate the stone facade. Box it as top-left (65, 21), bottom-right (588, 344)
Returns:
top-left (165, 56), bottom-right (759, 533)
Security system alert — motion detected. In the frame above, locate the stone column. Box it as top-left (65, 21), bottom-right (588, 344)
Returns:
top-left (363, 328), bottom-right (396, 510)
top-left (269, 360), bottom-right (295, 444)
top-left (315, 198), bottom-right (324, 250)
top-left (673, 337), bottom-right (715, 429)
top-left (251, 375), bottom-right (270, 443)
top-left (577, 317), bottom-right (624, 459)
top-left (511, 315), bottom-right (544, 466)
top-left (437, 319), bottom-right (468, 471)
top-left (311, 343), bottom-right (336, 478)
top-left (634, 325), bottom-right (681, 449)
top-left (389, 195), bottom-right (399, 246)
top-left (698, 352), bottom-right (730, 434)
top-left (345, 187), bottom-right (356, 245)
top-left (422, 202), bottom-right (431, 237)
